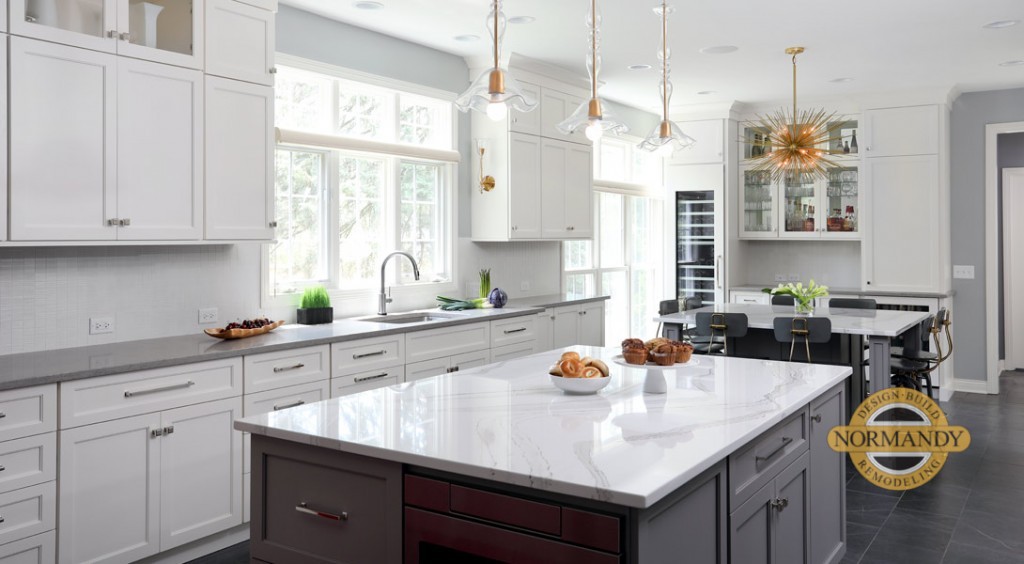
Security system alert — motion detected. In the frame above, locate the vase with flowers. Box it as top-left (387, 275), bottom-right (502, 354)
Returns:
top-left (763, 280), bottom-right (829, 315)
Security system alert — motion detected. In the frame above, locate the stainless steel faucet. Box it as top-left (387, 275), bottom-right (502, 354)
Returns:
top-left (378, 251), bottom-right (421, 315)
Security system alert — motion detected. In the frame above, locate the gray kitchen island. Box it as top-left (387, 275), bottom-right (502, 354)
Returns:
top-left (236, 346), bottom-right (850, 563)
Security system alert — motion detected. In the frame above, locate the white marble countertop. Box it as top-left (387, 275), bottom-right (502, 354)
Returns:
top-left (730, 284), bottom-right (955, 299)
top-left (655, 303), bottom-right (931, 337)
top-left (235, 346), bottom-right (850, 509)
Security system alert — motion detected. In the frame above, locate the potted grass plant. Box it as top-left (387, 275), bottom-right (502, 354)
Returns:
top-left (297, 286), bottom-right (333, 325)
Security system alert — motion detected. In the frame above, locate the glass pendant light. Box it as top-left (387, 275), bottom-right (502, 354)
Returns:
top-left (557, 0), bottom-right (629, 142)
top-left (638, 0), bottom-right (695, 156)
top-left (455, 0), bottom-right (537, 121)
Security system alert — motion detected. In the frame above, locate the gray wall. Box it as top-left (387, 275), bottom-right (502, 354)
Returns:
top-left (950, 87), bottom-right (1024, 382)
top-left (997, 132), bottom-right (1024, 360)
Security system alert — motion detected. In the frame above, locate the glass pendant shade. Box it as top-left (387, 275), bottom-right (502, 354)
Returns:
top-left (638, 2), bottom-right (693, 157)
top-left (556, 0), bottom-right (628, 140)
top-left (455, 0), bottom-right (537, 120)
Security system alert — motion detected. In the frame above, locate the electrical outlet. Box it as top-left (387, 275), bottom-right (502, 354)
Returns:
top-left (788, 274), bottom-right (801, 282)
top-left (953, 265), bottom-right (975, 279)
top-left (198, 308), bottom-right (219, 324)
top-left (774, 274), bottom-right (786, 282)
top-left (520, 280), bottom-right (530, 292)
top-left (89, 316), bottom-right (114, 335)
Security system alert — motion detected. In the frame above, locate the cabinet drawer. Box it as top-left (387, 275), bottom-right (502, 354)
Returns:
top-left (406, 323), bottom-right (490, 364)
top-left (491, 341), bottom-right (537, 363)
top-left (332, 366), bottom-right (405, 397)
top-left (0, 385), bottom-right (56, 443)
top-left (731, 291), bottom-right (769, 305)
top-left (244, 381), bottom-right (330, 474)
top-left (0, 482), bottom-right (55, 547)
top-left (729, 408), bottom-right (808, 510)
top-left (60, 358), bottom-right (242, 428)
top-left (405, 358), bottom-right (450, 383)
top-left (243, 345), bottom-right (330, 394)
top-left (0, 530), bottom-right (54, 563)
top-left (450, 350), bottom-right (490, 373)
top-left (0, 433), bottom-right (55, 495)
top-left (490, 316), bottom-right (537, 348)
top-left (332, 335), bottom-right (405, 378)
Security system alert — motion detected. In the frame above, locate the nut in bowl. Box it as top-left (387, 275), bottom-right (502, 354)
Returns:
top-left (549, 351), bottom-right (611, 395)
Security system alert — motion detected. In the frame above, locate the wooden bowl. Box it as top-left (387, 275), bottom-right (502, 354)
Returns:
top-left (204, 320), bottom-right (284, 340)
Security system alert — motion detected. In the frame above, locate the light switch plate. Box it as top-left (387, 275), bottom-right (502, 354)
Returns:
top-left (953, 265), bottom-right (975, 279)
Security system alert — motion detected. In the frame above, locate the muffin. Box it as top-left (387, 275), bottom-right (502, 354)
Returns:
top-left (651, 344), bottom-right (675, 366)
top-left (622, 346), bottom-right (647, 365)
top-left (672, 341), bottom-right (694, 364)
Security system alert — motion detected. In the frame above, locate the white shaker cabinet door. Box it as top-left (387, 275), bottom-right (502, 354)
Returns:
top-left (159, 397), bottom-right (243, 550)
top-left (0, 38), bottom-right (6, 241)
top-left (117, 58), bottom-right (203, 240)
top-left (205, 77), bottom-right (275, 240)
top-left (59, 413), bottom-right (161, 564)
top-left (205, 0), bottom-right (275, 86)
top-left (540, 139), bottom-right (569, 239)
top-left (551, 305), bottom-right (580, 349)
top-left (563, 142), bottom-right (593, 238)
top-left (508, 132), bottom-right (542, 239)
top-left (578, 302), bottom-right (605, 347)
top-left (9, 38), bottom-right (117, 241)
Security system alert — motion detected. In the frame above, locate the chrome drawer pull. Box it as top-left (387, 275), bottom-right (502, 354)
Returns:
top-left (755, 436), bottom-right (794, 463)
top-left (0, 516), bottom-right (4, 523)
top-left (273, 363), bottom-right (305, 373)
top-left (0, 412), bottom-right (5, 419)
top-left (0, 465), bottom-right (6, 472)
top-left (503, 328), bottom-right (527, 334)
top-left (125, 380), bottom-right (195, 398)
top-left (273, 400), bottom-right (305, 411)
top-left (353, 350), bottom-right (386, 359)
top-left (354, 373), bottom-right (389, 383)
top-left (296, 502), bottom-right (347, 521)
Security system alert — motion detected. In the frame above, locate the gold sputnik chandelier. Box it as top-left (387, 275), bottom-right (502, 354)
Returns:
top-left (746, 47), bottom-right (845, 182)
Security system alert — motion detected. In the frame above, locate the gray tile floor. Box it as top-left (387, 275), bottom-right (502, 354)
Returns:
top-left (191, 372), bottom-right (1024, 564)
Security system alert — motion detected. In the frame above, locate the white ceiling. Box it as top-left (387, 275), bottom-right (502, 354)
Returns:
top-left (281, 0), bottom-right (1024, 113)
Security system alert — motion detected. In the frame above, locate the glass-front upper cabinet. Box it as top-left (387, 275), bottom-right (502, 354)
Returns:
top-left (781, 171), bottom-right (818, 237)
top-left (823, 166), bottom-right (860, 237)
top-left (739, 166), bottom-right (777, 238)
top-left (11, 0), bottom-right (203, 69)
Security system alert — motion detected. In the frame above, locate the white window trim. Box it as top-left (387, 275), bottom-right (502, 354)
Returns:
top-left (262, 56), bottom-right (460, 312)
top-left (592, 133), bottom-right (665, 198)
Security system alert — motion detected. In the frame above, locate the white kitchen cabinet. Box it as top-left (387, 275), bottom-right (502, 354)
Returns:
top-left (509, 80), bottom-right (541, 136)
top-left (551, 302), bottom-right (606, 348)
top-left (243, 345), bottom-right (330, 394)
top-left (539, 88), bottom-right (585, 143)
top-left (668, 119), bottom-right (724, 165)
top-left (205, 76), bottom-right (275, 240)
top-left (490, 341), bottom-right (537, 363)
top-left (0, 531), bottom-right (55, 563)
top-left (243, 380), bottom-right (330, 473)
top-left (535, 311), bottom-right (554, 352)
top-left (405, 349), bottom-right (491, 383)
top-left (10, 38), bottom-right (203, 241)
top-left (0, 0), bottom-right (7, 30)
top-left (739, 166), bottom-right (778, 239)
top-left (541, 138), bottom-right (593, 239)
top-left (0, 482), bottom-right (56, 549)
top-left (205, 0), bottom-right (275, 86)
top-left (405, 322), bottom-right (490, 364)
top-left (578, 302), bottom-right (605, 347)
top-left (863, 105), bottom-right (938, 158)
top-left (332, 367), bottom-right (403, 397)
top-left (489, 316), bottom-right (537, 349)
top-left (731, 290), bottom-right (769, 305)
top-left (9, 0), bottom-right (204, 69)
top-left (0, 38), bottom-right (6, 242)
top-left (508, 133), bottom-right (543, 239)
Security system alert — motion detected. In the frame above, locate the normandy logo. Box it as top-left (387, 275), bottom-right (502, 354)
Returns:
top-left (828, 388), bottom-right (971, 491)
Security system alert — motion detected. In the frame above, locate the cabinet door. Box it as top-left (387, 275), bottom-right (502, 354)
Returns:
top-left (862, 155), bottom-right (941, 292)
top-left (810, 387), bottom-right (845, 564)
top-left (563, 142), bottom-right (594, 238)
top-left (535, 310), bottom-right (555, 352)
top-left (739, 166), bottom-right (778, 239)
top-left (729, 481), bottom-right (773, 564)
top-left (780, 172), bottom-right (821, 238)
top-left (450, 350), bottom-right (490, 372)
top-left (578, 302), bottom-right (605, 346)
top-left (668, 119), bottom-right (724, 165)
top-left (160, 397), bottom-right (243, 550)
top-left (863, 105), bottom-right (938, 157)
top-left (9, 0), bottom-right (118, 54)
top-left (509, 80), bottom-right (540, 136)
top-left (404, 358), bottom-right (451, 383)
top-left (58, 413), bottom-right (161, 564)
top-left (0, 39), bottom-right (5, 240)
top-left (540, 139), bottom-right (568, 238)
top-left (508, 133), bottom-right (543, 239)
top-left (116, 0), bottom-right (204, 69)
top-left (9, 38), bottom-right (117, 241)
top-left (774, 453), bottom-right (810, 564)
top-left (821, 164), bottom-right (861, 239)
top-left (205, 77), bottom-right (275, 240)
top-left (551, 305), bottom-right (580, 349)
top-left (117, 58), bottom-right (203, 240)
top-left (540, 88), bottom-right (584, 143)
top-left (205, 0), bottom-right (274, 85)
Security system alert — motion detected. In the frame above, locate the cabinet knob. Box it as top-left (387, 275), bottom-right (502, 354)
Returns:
top-left (107, 218), bottom-right (120, 227)
top-left (811, 414), bottom-right (822, 423)
top-left (120, 218), bottom-right (130, 227)
top-left (119, 32), bottom-right (132, 41)
top-left (269, 67), bottom-right (278, 74)
top-left (770, 498), bottom-right (789, 511)
top-left (269, 221), bottom-right (278, 228)
top-left (107, 30), bottom-right (118, 38)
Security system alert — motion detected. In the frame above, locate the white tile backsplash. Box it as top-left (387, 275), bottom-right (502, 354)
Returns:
top-left (737, 240), bottom-right (861, 288)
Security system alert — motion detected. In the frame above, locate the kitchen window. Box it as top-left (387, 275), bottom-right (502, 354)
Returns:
top-left (564, 137), bottom-right (664, 344)
top-left (267, 57), bottom-right (458, 303)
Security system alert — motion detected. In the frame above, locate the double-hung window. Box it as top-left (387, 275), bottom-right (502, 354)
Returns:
top-left (564, 136), bottom-right (664, 344)
top-left (267, 58), bottom-right (458, 306)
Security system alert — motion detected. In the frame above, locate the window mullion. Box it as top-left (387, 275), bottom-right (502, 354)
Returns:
top-left (327, 151), bottom-right (341, 289)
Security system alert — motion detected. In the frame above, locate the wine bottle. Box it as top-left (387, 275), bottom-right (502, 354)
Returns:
top-left (851, 130), bottom-right (859, 154)
top-left (843, 140), bottom-right (850, 154)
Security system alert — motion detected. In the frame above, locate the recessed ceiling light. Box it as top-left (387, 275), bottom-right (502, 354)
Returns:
top-left (699, 45), bottom-right (738, 55)
top-left (354, 1), bottom-right (384, 9)
top-left (984, 19), bottom-right (1019, 29)
top-left (508, 16), bottom-right (535, 24)
top-left (454, 34), bottom-right (479, 42)
top-left (628, 64), bottom-right (652, 71)
top-left (999, 60), bottom-right (1024, 67)
top-left (829, 77), bottom-right (854, 83)
top-left (696, 90), bottom-right (716, 95)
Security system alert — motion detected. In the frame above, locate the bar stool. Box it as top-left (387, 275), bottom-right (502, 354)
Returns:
top-left (891, 309), bottom-right (952, 397)
top-left (695, 312), bottom-right (748, 356)
top-left (828, 298), bottom-right (877, 309)
top-left (773, 317), bottom-right (833, 362)
top-left (656, 299), bottom-right (679, 338)
top-left (771, 295), bottom-right (795, 306)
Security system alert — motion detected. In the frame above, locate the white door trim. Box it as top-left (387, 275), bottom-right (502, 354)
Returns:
top-left (1003, 168), bottom-right (1024, 372)
top-left (985, 122), bottom-right (1024, 394)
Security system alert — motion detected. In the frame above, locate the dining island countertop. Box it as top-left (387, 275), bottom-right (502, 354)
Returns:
top-left (654, 303), bottom-right (932, 337)
top-left (235, 345), bottom-right (851, 509)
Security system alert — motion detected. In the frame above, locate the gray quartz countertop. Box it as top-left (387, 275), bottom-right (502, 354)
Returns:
top-left (730, 284), bottom-right (955, 299)
top-left (504, 293), bottom-right (610, 308)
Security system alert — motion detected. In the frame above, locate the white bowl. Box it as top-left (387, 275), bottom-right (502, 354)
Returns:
top-left (549, 374), bottom-right (611, 395)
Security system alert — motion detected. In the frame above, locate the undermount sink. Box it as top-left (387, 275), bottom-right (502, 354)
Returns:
top-left (357, 312), bottom-right (467, 324)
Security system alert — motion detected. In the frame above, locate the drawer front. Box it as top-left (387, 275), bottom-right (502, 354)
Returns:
top-left (243, 381), bottom-right (330, 474)
top-left (0, 482), bottom-right (55, 547)
top-left (404, 358), bottom-right (450, 383)
top-left (0, 386), bottom-right (56, 443)
top-left (405, 323), bottom-right (490, 364)
top-left (449, 484), bottom-right (561, 536)
top-left (0, 433), bottom-right (56, 495)
top-left (450, 350), bottom-right (490, 373)
top-left (729, 408), bottom-right (808, 510)
top-left (0, 530), bottom-right (55, 563)
top-left (332, 335), bottom-right (405, 378)
top-left (60, 358), bottom-right (242, 428)
top-left (243, 345), bottom-right (330, 394)
top-left (490, 316), bottom-right (537, 348)
top-left (731, 291), bottom-right (769, 305)
top-left (331, 366), bottom-right (405, 397)
top-left (490, 341), bottom-right (537, 363)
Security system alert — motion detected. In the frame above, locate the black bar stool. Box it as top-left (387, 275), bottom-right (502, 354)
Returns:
top-left (828, 298), bottom-right (877, 309)
top-left (891, 308), bottom-right (951, 397)
top-left (695, 312), bottom-right (748, 356)
top-left (656, 299), bottom-right (679, 338)
top-left (771, 295), bottom-right (795, 306)
top-left (773, 317), bottom-right (833, 362)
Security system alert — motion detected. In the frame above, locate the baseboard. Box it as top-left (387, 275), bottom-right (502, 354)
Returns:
top-left (953, 379), bottom-right (991, 395)
top-left (136, 524), bottom-right (249, 564)
top-left (939, 387), bottom-right (954, 402)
